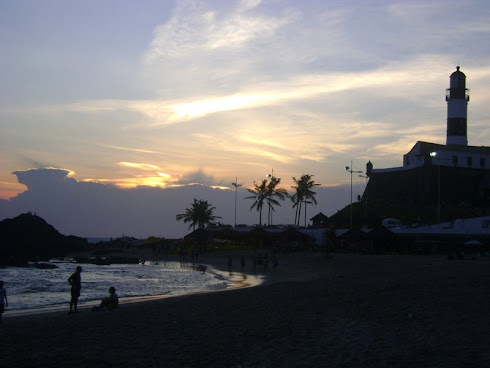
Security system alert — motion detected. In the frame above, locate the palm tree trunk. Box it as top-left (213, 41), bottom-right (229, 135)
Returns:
top-left (304, 200), bottom-right (307, 227)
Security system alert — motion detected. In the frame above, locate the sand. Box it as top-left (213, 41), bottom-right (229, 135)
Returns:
top-left (1, 251), bottom-right (489, 367)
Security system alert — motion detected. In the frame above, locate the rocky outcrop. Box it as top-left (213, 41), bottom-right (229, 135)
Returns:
top-left (0, 213), bottom-right (88, 266)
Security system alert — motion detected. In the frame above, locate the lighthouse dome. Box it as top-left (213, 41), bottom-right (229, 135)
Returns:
top-left (450, 66), bottom-right (466, 89)
top-left (451, 66), bottom-right (465, 76)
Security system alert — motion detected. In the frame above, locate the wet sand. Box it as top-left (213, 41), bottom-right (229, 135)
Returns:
top-left (1, 252), bottom-right (489, 367)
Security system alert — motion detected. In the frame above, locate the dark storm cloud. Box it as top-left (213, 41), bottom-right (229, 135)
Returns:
top-left (0, 168), bottom-right (358, 238)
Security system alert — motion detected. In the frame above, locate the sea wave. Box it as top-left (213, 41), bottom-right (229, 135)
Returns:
top-left (0, 260), bottom-right (234, 312)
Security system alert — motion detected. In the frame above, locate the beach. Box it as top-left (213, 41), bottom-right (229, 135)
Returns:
top-left (1, 251), bottom-right (489, 367)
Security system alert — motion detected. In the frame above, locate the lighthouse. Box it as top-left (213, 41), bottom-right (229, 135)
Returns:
top-left (446, 66), bottom-right (469, 146)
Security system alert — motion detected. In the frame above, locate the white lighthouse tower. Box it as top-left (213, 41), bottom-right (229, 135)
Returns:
top-left (446, 66), bottom-right (469, 146)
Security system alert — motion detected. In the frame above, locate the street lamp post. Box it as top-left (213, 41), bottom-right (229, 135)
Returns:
top-left (231, 177), bottom-right (242, 228)
top-left (345, 160), bottom-right (363, 229)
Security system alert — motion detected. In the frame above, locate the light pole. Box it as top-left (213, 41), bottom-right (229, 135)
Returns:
top-left (231, 177), bottom-right (242, 228)
top-left (345, 160), bottom-right (363, 229)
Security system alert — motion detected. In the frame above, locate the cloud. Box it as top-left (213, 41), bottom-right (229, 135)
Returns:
top-left (143, 0), bottom-right (297, 63)
top-left (100, 144), bottom-right (161, 154)
top-left (387, 1), bottom-right (442, 21)
top-left (0, 168), bottom-right (360, 238)
top-left (177, 170), bottom-right (226, 187)
top-left (43, 54), bottom-right (460, 129)
top-left (13, 168), bottom-right (76, 188)
top-left (3, 0), bottom-right (490, 214)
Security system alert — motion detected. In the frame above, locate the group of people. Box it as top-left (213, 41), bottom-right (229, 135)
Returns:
top-left (226, 253), bottom-right (279, 275)
top-left (67, 266), bottom-right (119, 314)
top-left (0, 266), bottom-right (119, 322)
top-left (252, 253), bottom-right (279, 273)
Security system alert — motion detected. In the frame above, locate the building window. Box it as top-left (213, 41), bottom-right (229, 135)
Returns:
top-left (453, 155), bottom-right (458, 166)
top-left (480, 158), bottom-right (486, 168)
top-left (467, 157), bottom-right (473, 167)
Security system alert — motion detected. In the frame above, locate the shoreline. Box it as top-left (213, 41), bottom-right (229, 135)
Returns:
top-left (2, 252), bottom-right (489, 367)
top-left (3, 256), bottom-right (264, 319)
top-left (4, 258), bottom-right (264, 318)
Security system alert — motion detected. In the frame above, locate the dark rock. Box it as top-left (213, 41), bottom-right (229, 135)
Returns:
top-left (0, 212), bottom-right (89, 265)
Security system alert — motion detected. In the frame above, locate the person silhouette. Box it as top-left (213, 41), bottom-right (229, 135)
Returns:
top-left (68, 266), bottom-right (82, 314)
top-left (0, 281), bottom-right (8, 323)
top-left (92, 286), bottom-right (119, 311)
top-left (227, 256), bottom-right (233, 275)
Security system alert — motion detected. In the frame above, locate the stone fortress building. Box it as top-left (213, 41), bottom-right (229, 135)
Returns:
top-left (364, 67), bottom-right (490, 225)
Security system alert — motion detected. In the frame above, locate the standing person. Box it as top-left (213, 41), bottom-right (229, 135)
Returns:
top-left (271, 254), bottom-right (279, 271)
top-left (240, 255), bottom-right (245, 272)
top-left (68, 266), bottom-right (82, 314)
top-left (0, 281), bottom-right (7, 324)
top-left (227, 256), bottom-right (233, 275)
top-left (263, 253), bottom-right (269, 271)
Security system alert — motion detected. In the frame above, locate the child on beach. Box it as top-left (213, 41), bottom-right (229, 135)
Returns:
top-left (92, 287), bottom-right (118, 311)
top-left (0, 281), bottom-right (8, 323)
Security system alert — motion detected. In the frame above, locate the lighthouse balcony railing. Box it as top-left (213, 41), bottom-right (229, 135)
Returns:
top-left (445, 88), bottom-right (470, 101)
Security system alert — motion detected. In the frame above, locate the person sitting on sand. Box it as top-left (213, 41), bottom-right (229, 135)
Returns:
top-left (92, 286), bottom-right (118, 311)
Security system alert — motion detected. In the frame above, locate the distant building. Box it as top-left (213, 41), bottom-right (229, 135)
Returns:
top-left (364, 67), bottom-right (490, 224)
top-left (310, 212), bottom-right (329, 227)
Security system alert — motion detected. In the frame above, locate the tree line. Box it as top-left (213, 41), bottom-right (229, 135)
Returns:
top-left (176, 174), bottom-right (320, 230)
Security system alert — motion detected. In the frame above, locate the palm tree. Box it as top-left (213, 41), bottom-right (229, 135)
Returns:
top-left (176, 198), bottom-right (221, 230)
top-left (245, 179), bottom-right (268, 226)
top-left (291, 174), bottom-right (320, 226)
top-left (265, 176), bottom-right (288, 226)
top-left (291, 177), bottom-right (304, 226)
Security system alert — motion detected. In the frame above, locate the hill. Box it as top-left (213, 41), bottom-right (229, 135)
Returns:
top-left (0, 212), bottom-right (88, 266)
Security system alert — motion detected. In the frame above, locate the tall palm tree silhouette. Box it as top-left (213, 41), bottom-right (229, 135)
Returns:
top-left (265, 176), bottom-right (288, 226)
top-left (245, 180), bottom-right (268, 226)
top-left (176, 198), bottom-right (221, 230)
top-left (291, 174), bottom-right (320, 226)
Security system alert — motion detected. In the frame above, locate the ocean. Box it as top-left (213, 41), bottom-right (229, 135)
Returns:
top-left (0, 260), bottom-right (236, 315)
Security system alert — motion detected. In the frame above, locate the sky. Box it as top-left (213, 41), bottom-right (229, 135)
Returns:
top-left (1, 0), bottom-right (490, 239)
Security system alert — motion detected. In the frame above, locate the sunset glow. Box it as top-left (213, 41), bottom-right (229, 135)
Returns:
top-left (2, 0), bottom-right (490, 238)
